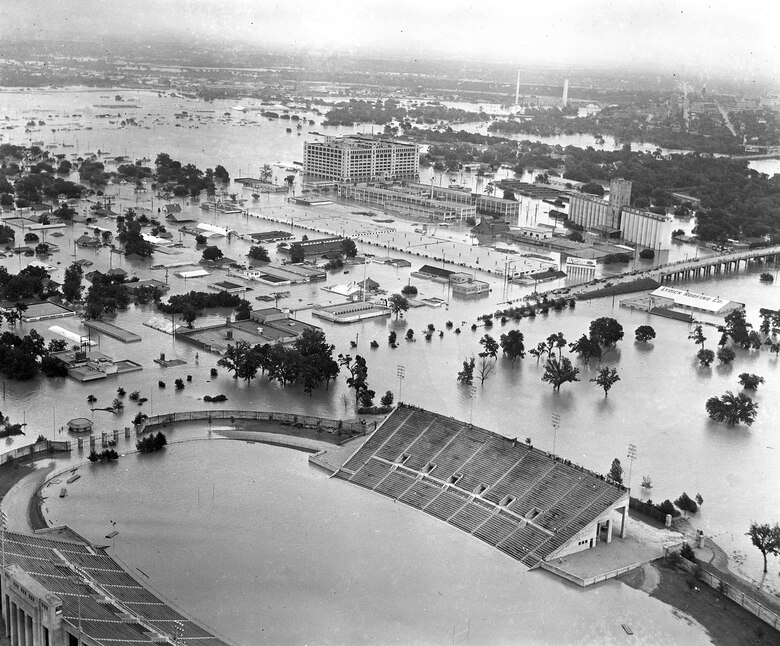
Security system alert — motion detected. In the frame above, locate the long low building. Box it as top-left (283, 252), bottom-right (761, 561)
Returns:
top-left (277, 237), bottom-right (346, 258)
top-left (334, 405), bottom-right (629, 568)
top-left (338, 183), bottom-right (475, 222)
top-left (648, 286), bottom-right (744, 316)
top-left (230, 263), bottom-right (326, 285)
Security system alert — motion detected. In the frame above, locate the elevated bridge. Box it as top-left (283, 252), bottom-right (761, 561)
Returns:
top-left (657, 245), bottom-right (780, 284)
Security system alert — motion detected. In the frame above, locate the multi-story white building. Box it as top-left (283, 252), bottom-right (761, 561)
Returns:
top-left (303, 135), bottom-right (419, 182)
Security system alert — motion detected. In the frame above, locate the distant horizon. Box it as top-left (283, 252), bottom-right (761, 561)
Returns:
top-left (1, 0), bottom-right (778, 85)
top-left (1, 36), bottom-right (776, 93)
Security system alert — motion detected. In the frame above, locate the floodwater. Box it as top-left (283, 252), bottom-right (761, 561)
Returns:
top-left (42, 440), bottom-right (712, 646)
top-left (1, 87), bottom-right (779, 631)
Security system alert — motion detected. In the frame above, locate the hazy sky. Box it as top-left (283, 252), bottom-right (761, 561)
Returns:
top-left (2, 0), bottom-right (778, 80)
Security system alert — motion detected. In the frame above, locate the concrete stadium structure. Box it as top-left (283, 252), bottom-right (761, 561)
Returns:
top-left (0, 527), bottom-right (229, 646)
top-left (334, 405), bottom-right (629, 568)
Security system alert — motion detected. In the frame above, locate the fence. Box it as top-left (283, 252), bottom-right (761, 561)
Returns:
top-left (140, 410), bottom-right (367, 440)
top-left (0, 439), bottom-right (72, 466)
top-left (540, 559), bottom-right (649, 587)
top-left (629, 496), bottom-right (683, 525)
top-left (667, 549), bottom-right (780, 631)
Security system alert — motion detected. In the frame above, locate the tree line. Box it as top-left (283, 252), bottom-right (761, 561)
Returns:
top-left (217, 328), bottom-right (340, 394)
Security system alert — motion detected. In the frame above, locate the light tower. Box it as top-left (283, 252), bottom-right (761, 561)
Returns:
top-left (562, 79), bottom-right (569, 108)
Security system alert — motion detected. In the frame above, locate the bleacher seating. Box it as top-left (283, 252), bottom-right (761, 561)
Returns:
top-left (403, 420), bottom-right (461, 470)
top-left (424, 489), bottom-right (468, 521)
top-left (397, 478), bottom-right (443, 509)
top-left (448, 502), bottom-right (494, 534)
top-left (349, 457), bottom-right (393, 490)
top-left (342, 407), bottom-right (415, 470)
top-left (423, 433), bottom-right (485, 481)
top-left (472, 511), bottom-right (520, 547)
top-left (373, 469), bottom-right (417, 499)
top-left (335, 405), bottom-right (627, 569)
top-left (456, 438), bottom-right (523, 493)
top-left (375, 409), bottom-right (438, 462)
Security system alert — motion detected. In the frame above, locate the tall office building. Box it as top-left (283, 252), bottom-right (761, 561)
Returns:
top-left (562, 79), bottom-right (569, 107)
top-left (303, 135), bottom-right (419, 182)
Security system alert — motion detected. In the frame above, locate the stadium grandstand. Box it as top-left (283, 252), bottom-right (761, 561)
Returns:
top-left (334, 404), bottom-right (629, 568)
top-left (0, 527), bottom-right (229, 646)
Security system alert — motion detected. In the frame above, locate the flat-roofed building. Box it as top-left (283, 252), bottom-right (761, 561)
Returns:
top-left (474, 194), bottom-right (520, 220)
top-left (338, 183), bottom-right (475, 222)
top-left (450, 274), bottom-right (490, 296)
top-left (304, 135), bottom-right (419, 182)
top-left (649, 286), bottom-right (744, 316)
top-left (517, 226), bottom-right (553, 240)
top-left (277, 237), bottom-right (345, 259)
top-left (405, 182), bottom-right (472, 205)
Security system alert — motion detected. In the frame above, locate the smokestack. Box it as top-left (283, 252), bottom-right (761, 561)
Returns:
top-left (562, 79), bottom-right (569, 108)
top-left (515, 71), bottom-right (520, 106)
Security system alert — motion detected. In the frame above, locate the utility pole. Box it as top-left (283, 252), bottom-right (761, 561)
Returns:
top-left (627, 443), bottom-right (637, 490)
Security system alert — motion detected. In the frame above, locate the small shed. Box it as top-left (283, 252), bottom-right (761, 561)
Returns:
top-left (67, 418), bottom-right (93, 433)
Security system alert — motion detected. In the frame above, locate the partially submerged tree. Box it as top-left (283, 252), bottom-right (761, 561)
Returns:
top-left (688, 324), bottom-right (707, 349)
top-left (608, 458), bottom-right (623, 485)
top-left (545, 332), bottom-right (567, 359)
top-left (674, 492), bottom-right (699, 517)
top-left (589, 317), bottom-right (624, 347)
top-left (499, 330), bottom-right (525, 366)
top-left (338, 354), bottom-right (370, 409)
top-left (202, 245), bottom-right (223, 262)
top-left (724, 309), bottom-right (752, 348)
top-left (738, 373), bottom-right (764, 390)
top-left (590, 367), bottom-right (620, 397)
top-left (746, 522), bottom-right (780, 573)
top-left (388, 293), bottom-right (410, 319)
top-left (541, 356), bottom-right (580, 392)
top-left (529, 341), bottom-right (549, 364)
top-left (697, 348), bottom-right (715, 367)
top-left (716, 346), bottom-right (736, 364)
top-left (634, 325), bottom-right (656, 343)
top-left (705, 391), bottom-right (758, 426)
top-left (247, 245), bottom-right (270, 262)
top-left (62, 262), bottom-right (84, 302)
top-left (476, 334), bottom-right (499, 385)
top-left (569, 334), bottom-right (602, 363)
top-left (457, 357), bottom-right (475, 386)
